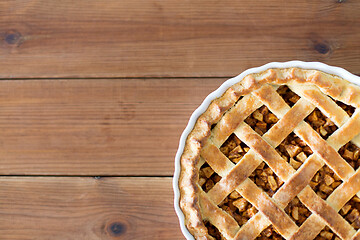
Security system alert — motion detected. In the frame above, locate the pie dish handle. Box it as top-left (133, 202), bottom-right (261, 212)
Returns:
top-left (173, 60), bottom-right (360, 240)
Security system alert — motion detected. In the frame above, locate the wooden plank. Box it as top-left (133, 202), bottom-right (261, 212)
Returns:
top-left (0, 0), bottom-right (359, 78)
top-left (0, 177), bottom-right (183, 240)
top-left (0, 78), bottom-right (224, 175)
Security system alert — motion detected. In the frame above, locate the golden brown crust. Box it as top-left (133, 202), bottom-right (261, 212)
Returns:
top-left (178, 68), bottom-right (360, 240)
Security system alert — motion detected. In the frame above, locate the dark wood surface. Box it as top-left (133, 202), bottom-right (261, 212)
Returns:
top-left (0, 177), bottom-right (180, 239)
top-left (0, 0), bottom-right (359, 78)
top-left (0, 0), bottom-right (359, 239)
top-left (0, 78), bottom-right (223, 176)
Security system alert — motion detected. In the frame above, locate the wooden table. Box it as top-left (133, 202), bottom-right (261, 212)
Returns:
top-left (0, 1), bottom-right (359, 239)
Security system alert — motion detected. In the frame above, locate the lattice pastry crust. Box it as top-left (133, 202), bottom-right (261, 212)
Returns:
top-left (179, 68), bottom-right (360, 240)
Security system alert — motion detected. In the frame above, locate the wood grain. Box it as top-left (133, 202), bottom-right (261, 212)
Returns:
top-left (0, 177), bottom-right (182, 240)
top-left (0, 0), bottom-right (359, 78)
top-left (0, 78), bottom-right (224, 175)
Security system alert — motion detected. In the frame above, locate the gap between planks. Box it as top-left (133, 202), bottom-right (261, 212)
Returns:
top-left (0, 76), bottom-right (233, 80)
top-left (0, 175), bottom-right (174, 178)
top-left (0, 74), bottom-right (358, 80)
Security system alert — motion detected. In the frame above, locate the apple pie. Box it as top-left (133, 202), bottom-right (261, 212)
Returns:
top-left (179, 68), bottom-right (360, 240)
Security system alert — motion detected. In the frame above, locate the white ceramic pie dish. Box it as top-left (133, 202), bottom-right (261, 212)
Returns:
top-left (173, 61), bottom-right (360, 240)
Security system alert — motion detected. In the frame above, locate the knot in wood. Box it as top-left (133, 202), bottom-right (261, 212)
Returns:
top-left (4, 30), bottom-right (22, 45)
top-left (314, 42), bottom-right (331, 55)
top-left (108, 222), bottom-right (126, 236)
